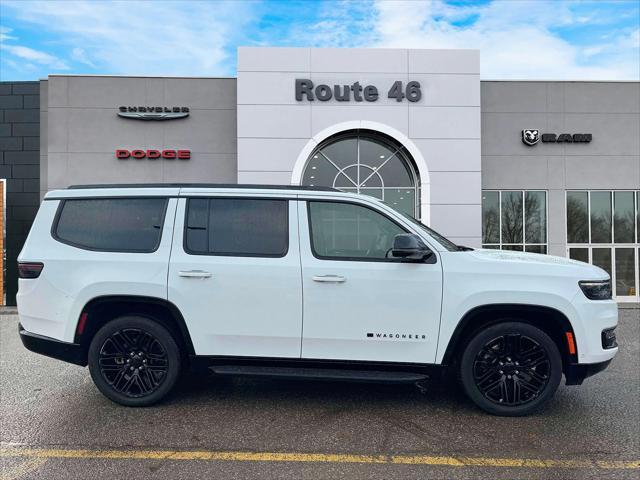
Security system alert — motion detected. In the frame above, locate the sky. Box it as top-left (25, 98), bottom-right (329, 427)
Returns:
top-left (0, 0), bottom-right (638, 81)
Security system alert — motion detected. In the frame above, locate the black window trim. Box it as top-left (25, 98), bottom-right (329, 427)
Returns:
top-left (182, 196), bottom-right (290, 259)
top-left (51, 196), bottom-right (169, 253)
top-left (306, 199), bottom-right (436, 264)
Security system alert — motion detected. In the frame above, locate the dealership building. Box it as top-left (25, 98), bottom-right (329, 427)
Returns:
top-left (1, 47), bottom-right (639, 305)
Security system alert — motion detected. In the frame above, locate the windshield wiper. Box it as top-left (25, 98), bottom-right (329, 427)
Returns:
top-left (456, 245), bottom-right (474, 251)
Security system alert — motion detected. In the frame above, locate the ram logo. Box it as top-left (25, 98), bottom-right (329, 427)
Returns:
top-left (522, 129), bottom-right (540, 146)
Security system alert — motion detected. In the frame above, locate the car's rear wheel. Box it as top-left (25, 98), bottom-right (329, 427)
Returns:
top-left (459, 322), bottom-right (562, 416)
top-left (88, 316), bottom-right (181, 406)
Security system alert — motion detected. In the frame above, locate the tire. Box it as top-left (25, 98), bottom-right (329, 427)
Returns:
top-left (88, 316), bottom-right (181, 407)
top-left (459, 321), bottom-right (562, 416)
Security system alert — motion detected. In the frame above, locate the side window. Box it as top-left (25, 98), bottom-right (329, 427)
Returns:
top-left (185, 198), bottom-right (288, 257)
top-left (54, 198), bottom-right (167, 252)
top-left (308, 201), bottom-right (406, 261)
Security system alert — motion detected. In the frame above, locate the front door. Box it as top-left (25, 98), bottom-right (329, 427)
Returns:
top-left (168, 196), bottom-right (302, 358)
top-left (298, 199), bottom-right (443, 364)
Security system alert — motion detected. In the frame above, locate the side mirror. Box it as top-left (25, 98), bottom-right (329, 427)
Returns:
top-left (392, 233), bottom-right (432, 262)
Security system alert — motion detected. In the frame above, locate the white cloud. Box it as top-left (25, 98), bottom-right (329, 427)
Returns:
top-left (0, 26), bottom-right (18, 41)
top-left (367, 0), bottom-right (639, 80)
top-left (0, 44), bottom-right (69, 70)
top-left (1, 0), bottom-right (638, 80)
top-left (2, 0), bottom-right (257, 76)
top-left (0, 25), bottom-right (70, 73)
top-left (71, 47), bottom-right (96, 68)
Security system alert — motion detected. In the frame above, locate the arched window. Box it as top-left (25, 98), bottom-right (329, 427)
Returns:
top-left (301, 130), bottom-right (420, 217)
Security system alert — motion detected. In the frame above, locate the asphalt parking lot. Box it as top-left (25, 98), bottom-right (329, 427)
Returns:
top-left (1, 308), bottom-right (638, 480)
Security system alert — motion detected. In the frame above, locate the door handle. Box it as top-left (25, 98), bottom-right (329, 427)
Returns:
top-left (312, 275), bottom-right (346, 283)
top-left (179, 270), bottom-right (212, 278)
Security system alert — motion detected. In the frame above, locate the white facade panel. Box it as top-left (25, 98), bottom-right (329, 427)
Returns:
top-left (238, 170), bottom-right (293, 184)
top-left (409, 107), bottom-right (481, 139)
top-left (413, 139), bottom-right (481, 172)
top-left (310, 48), bottom-right (408, 73)
top-left (237, 71), bottom-right (303, 105)
top-left (237, 138), bottom-right (308, 172)
top-left (310, 105), bottom-right (409, 137)
top-left (408, 49), bottom-right (480, 74)
top-left (237, 104), bottom-right (311, 138)
top-left (430, 204), bottom-right (483, 238)
top-left (409, 74), bottom-right (480, 106)
top-left (430, 172), bottom-right (482, 205)
top-left (237, 47), bottom-right (482, 246)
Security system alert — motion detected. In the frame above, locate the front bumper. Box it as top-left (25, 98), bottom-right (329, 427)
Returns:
top-left (565, 359), bottom-right (612, 386)
top-left (19, 323), bottom-right (87, 366)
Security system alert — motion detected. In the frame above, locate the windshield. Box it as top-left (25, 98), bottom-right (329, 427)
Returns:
top-left (397, 211), bottom-right (461, 252)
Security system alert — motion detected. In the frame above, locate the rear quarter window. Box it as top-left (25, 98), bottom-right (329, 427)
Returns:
top-left (53, 198), bottom-right (168, 252)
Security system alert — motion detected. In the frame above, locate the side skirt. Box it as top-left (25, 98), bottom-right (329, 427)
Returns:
top-left (189, 355), bottom-right (446, 384)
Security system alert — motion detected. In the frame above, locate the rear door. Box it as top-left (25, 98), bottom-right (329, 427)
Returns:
top-left (168, 194), bottom-right (303, 357)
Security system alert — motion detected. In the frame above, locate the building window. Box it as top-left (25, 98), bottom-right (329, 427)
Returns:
top-left (482, 190), bottom-right (548, 253)
top-left (300, 130), bottom-right (420, 218)
top-left (567, 190), bottom-right (639, 300)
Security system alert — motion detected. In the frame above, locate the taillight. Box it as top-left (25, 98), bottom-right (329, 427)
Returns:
top-left (18, 262), bottom-right (44, 279)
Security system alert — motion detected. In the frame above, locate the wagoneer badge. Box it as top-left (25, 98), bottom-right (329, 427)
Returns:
top-left (367, 332), bottom-right (426, 340)
top-left (118, 106), bottom-right (189, 120)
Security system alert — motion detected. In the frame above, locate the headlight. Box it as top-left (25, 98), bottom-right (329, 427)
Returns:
top-left (579, 280), bottom-right (612, 300)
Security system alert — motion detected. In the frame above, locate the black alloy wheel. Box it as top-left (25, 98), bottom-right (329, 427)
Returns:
top-left (98, 328), bottom-right (169, 397)
top-left (88, 316), bottom-right (181, 407)
top-left (460, 322), bottom-right (562, 416)
top-left (472, 333), bottom-right (550, 406)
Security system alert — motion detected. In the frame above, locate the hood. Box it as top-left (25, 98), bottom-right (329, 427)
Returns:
top-left (466, 249), bottom-right (609, 279)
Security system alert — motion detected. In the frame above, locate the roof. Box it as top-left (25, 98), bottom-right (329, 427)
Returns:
top-left (67, 183), bottom-right (338, 192)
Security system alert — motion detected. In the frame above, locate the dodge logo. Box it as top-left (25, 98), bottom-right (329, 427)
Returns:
top-left (522, 129), bottom-right (540, 146)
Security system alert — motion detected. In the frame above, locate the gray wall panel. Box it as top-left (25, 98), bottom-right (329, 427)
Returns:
top-left (481, 81), bottom-right (640, 258)
top-left (43, 76), bottom-right (238, 191)
top-left (562, 82), bottom-right (640, 113)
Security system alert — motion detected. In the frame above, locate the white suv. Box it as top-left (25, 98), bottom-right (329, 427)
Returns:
top-left (17, 184), bottom-right (618, 416)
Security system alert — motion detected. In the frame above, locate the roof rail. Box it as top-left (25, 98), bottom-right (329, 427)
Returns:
top-left (67, 183), bottom-right (339, 192)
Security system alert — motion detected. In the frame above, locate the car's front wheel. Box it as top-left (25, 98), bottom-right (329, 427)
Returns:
top-left (459, 322), bottom-right (562, 416)
top-left (88, 316), bottom-right (181, 406)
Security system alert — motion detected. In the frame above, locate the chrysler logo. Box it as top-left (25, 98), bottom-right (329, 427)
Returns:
top-left (522, 129), bottom-right (540, 146)
top-left (118, 106), bottom-right (189, 121)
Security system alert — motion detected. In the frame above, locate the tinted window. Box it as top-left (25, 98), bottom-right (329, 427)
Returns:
top-left (590, 191), bottom-right (612, 243)
top-left (501, 191), bottom-right (523, 244)
top-left (185, 198), bottom-right (288, 257)
top-left (482, 191), bottom-right (500, 244)
top-left (567, 191), bottom-right (589, 243)
top-left (613, 191), bottom-right (635, 243)
top-left (525, 191), bottom-right (546, 244)
top-left (308, 201), bottom-right (406, 260)
top-left (55, 198), bottom-right (167, 252)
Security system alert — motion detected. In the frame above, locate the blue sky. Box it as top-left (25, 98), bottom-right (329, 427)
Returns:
top-left (1, 0), bottom-right (638, 81)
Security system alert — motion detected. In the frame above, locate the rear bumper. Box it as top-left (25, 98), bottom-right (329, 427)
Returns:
top-left (19, 323), bottom-right (86, 366)
top-left (565, 359), bottom-right (612, 386)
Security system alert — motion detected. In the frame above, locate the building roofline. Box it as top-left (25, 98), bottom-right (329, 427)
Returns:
top-left (480, 79), bottom-right (639, 83)
top-left (36, 75), bottom-right (637, 83)
top-left (45, 74), bottom-right (236, 80)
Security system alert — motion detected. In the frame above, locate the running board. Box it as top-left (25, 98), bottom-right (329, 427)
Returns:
top-left (209, 365), bottom-right (428, 383)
